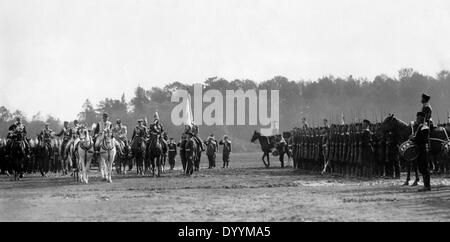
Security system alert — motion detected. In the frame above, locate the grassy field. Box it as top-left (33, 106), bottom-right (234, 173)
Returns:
top-left (1, 152), bottom-right (450, 221)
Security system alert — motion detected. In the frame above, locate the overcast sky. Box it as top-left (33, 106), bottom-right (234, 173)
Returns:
top-left (1, 0), bottom-right (450, 121)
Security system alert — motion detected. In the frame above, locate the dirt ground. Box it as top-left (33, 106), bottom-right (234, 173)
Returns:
top-left (1, 152), bottom-right (450, 222)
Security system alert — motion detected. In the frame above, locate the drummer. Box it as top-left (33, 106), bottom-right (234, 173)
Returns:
top-left (412, 111), bottom-right (431, 192)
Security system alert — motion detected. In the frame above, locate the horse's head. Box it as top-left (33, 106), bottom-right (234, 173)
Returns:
top-left (251, 130), bottom-right (260, 143)
top-left (377, 114), bottom-right (399, 138)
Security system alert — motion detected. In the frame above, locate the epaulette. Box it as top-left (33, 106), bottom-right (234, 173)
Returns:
top-left (421, 125), bottom-right (429, 130)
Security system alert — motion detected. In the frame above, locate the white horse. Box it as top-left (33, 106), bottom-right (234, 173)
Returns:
top-left (98, 129), bottom-right (117, 183)
top-left (74, 126), bottom-right (94, 183)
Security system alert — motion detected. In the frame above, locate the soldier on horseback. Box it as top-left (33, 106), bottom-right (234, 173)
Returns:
top-left (113, 119), bottom-right (128, 156)
top-left (55, 121), bottom-right (72, 160)
top-left (93, 113), bottom-right (113, 160)
top-left (7, 117), bottom-right (31, 156)
top-left (148, 112), bottom-right (167, 147)
top-left (39, 123), bottom-right (54, 151)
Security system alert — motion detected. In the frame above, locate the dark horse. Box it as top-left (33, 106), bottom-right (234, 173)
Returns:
top-left (250, 130), bottom-right (287, 168)
top-left (131, 136), bottom-right (146, 176)
top-left (114, 140), bottom-right (131, 175)
top-left (8, 136), bottom-right (28, 180)
top-left (146, 133), bottom-right (163, 177)
top-left (377, 114), bottom-right (449, 186)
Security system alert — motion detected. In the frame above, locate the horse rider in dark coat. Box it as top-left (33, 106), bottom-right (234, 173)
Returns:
top-left (7, 117), bottom-right (31, 156)
top-left (148, 112), bottom-right (167, 148)
top-left (55, 121), bottom-right (72, 159)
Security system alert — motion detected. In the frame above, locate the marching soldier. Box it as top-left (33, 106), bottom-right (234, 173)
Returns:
top-left (412, 111), bottom-right (431, 192)
top-left (167, 137), bottom-right (177, 170)
top-left (204, 134), bottom-right (218, 169)
top-left (219, 135), bottom-right (232, 168)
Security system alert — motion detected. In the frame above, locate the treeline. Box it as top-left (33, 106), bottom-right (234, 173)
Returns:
top-left (1, 68), bottom-right (450, 152)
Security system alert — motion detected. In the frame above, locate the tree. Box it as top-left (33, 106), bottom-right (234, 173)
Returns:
top-left (0, 106), bottom-right (11, 122)
top-left (130, 86), bottom-right (150, 114)
top-left (78, 99), bottom-right (97, 125)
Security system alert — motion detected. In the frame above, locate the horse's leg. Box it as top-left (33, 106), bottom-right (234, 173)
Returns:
top-left (411, 159), bottom-right (419, 186)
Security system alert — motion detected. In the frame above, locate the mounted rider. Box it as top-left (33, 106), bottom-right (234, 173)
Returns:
top-left (7, 117), bottom-right (31, 156)
top-left (63, 120), bottom-right (82, 158)
top-left (131, 119), bottom-right (148, 152)
top-left (55, 121), bottom-right (72, 159)
top-left (39, 123), bottom-right (54, 151)
top-left (185, 121), bottom-right (204, 151)
top-left (93, 113), bottom-right (113, 156)
top-left (148, 112), bottom-right (167, 147)
top-left (113, 119), bottom-right (129, 155)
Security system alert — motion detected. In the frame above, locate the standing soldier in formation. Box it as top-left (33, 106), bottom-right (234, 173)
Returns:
top-left (412, 111), bottom-right (431, 192)
top-left (167, 137), bottom-right (177, 170)
top-left (361, 120), bottom-right (374, 177)
top-left (219, 135), bottom-right (232, 168)
top-left (204, 134), bottom-right (218, 169)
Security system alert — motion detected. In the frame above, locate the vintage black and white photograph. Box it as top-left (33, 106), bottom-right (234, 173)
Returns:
top-left (1, 0), bottom-right (450, 225)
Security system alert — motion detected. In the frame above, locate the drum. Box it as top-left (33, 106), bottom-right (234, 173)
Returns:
top-left (272, 149), bottom-right (279, 156)
top-left (399, 141), bottom-right (418, 161)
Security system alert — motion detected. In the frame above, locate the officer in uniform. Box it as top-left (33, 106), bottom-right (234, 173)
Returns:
top-left (113, 119), bottom-right (128, 156)
top-left (204, 134), bottom-right (218, 169)
top-left (55, 121), bottom-right (72, 160)
top-left (148, 112), bottom-right (167, 148)
top-left (191, 121), bottom-right (205, 151)
top-left (7, 117), bottom-right (31, 156)
top-left (219, 135), bottom-right (232, 168)
top-left (131, 119), bottom-right (148, 145)
top-left (167, 137), bottom-right (177, 170)
top-left (412, 111), bottom-right (431, 192)
top-left (420, 93), bottom-right (433, 127)
top-left (39, 123), bottom-right (54, 151)
top-left (93, 113), bottom-right (113, 160)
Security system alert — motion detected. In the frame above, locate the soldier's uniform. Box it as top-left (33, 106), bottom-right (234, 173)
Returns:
top-left (39, 126), bottom-right (54, 151)
top-left (361, 121), bottom-right (374, 177)
top-left (55, 123), bottom-right (72, 159)
top-left (94, 117), bottom-right (113, 150)
top-left (178, 134), bottom-right (188, 172)
top-left (7, 120), bottom-right (31, 154)
top-left (413, 112), bottom-right (431, 191)
top-left (168, 139), bottom-right (177, 170)
top-left (113, 123), bottom-right (129, 153)
top-left (421, 93), bottom-right (433, 127)
top-left (219, 137), bottom-right (232, 168)
top-left (205, 136), bottom-right (218, 168)
top-left (131, 123), bottom-right (148, 144)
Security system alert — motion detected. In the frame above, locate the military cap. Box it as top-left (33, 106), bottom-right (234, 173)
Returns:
top-left (363, 119), bottom-right (371, 125)
top-left (137, 119), bottom-right (143, 123)
top-left (103, 113), bottom-right (109, 117)
top-left (116, 119), bottom-right (121, 124)
top-left (422, 93), bottom-right (430, 102)
top-left (64, 121), bottom-right (69, 124)
top-left (73, 120), bottom-right (78, 124)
